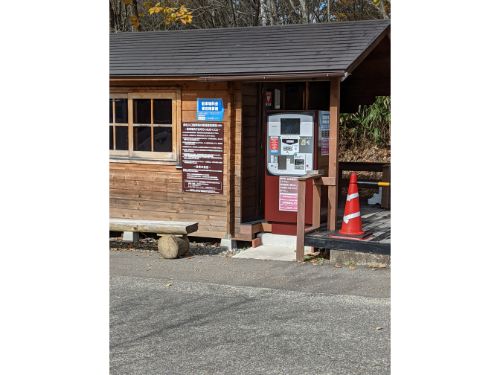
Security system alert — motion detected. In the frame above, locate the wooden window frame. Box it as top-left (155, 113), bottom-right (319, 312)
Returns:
top-left (109, 94), bottom-right (129, 157)
top-left (109, 90), bottom-right (181, 164)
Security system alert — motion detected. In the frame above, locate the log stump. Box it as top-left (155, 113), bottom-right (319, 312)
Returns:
top-left (158, 235), bottom-right (189, 259)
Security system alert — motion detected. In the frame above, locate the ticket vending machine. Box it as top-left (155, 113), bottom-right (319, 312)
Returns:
top-left (264, 111), bottom-right (330, 235)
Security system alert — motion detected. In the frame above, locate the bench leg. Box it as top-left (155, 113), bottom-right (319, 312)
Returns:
top-left (158, 235), bottom-right (189, 259)
top-left (122, 231), bottom-right (139, 243)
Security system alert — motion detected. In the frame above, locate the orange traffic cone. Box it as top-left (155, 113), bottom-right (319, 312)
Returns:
top-left (339, 172), bottom-right (365, 236)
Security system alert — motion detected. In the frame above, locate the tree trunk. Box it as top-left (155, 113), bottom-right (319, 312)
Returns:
top-left (229, 0), bottom-right (238, 26)
top-left (132, 0), bottom-right (142, 31)
top-left (267, 0), bottom-right (275, 25)
top-left (260, 0), bottom-right (267, 26)
top-left (379, 0), bottom-right (389, 19)
top-left (110, 1), bottom-right (116, 31)
top-left (298, 0), bottom-right (308, 23)
top-left (251, 0), bottom-right (260, 26)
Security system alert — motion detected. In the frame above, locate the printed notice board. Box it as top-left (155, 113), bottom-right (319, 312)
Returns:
top-left (182, 122), bottom-right (224, 194)
top-left (196, 98), bottom-right (224, 121)
top-left (278, 176), bottom-right (299, 212)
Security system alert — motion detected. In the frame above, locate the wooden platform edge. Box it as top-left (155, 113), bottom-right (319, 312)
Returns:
top-left (304, 233), bottom-right (391, 256)
top-left (235, 221), bottom-right (272, 241)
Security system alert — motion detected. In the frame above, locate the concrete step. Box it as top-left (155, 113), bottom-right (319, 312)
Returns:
top-left (233, 233), bottom-right (314, 262)
top-left (257, 233), bottom-right (296, 248)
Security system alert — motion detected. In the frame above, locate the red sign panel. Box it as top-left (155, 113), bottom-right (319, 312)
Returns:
top-left (265, 91), bottom-right (273, 107)
top-left (279, 176), bottom-right (299, 212)
top-left (182, 122), bottom-right (224, 194)
top-left (269, 136), bottom-right (279, 153)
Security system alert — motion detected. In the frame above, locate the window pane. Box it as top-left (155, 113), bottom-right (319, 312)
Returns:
top-left (133, 99), bottom-right (151, 124)
top-left (114, 99), bottom-right (128, 123)
top-left (109, 99), bottom-right (113, 123)
top-left (109, 126), bottom-right (114, 150)
top-left (153, 99), bottom-right (172, 124)
top-left (115, 126), bottom-right (128, 150)
top-left (134, 126), bottom-right (152, 151)
top-left (154, 127), bottom-right (172, 152)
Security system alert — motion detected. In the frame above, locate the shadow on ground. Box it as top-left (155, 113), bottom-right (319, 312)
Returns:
top-left (110, 235), bottom-right (235, 257)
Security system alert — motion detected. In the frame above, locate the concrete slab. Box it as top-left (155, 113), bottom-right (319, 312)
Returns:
top-left (233, 233), bottom-right (314, 262)
top-left (233, 245), bottom-right (296, 261)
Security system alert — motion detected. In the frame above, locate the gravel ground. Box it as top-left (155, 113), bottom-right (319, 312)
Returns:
top-left (109, 237), bottom-right (337, 266)
top-left (110, 236), bottom-right (247, 258)
top-left (109, 237), bottom-right (384, 268)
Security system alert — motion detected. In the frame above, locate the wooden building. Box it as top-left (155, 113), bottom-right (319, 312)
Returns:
top-left (109, 19), bottom-right (390, 243)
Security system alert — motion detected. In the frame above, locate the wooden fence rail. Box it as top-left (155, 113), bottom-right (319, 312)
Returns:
top-left (295, 162), bottom-right (390, 261)
top-left (295, 172), bottom-right (337, 261)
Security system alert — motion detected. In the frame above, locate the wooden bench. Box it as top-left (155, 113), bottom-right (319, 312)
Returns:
top-left (110, 219), bottom-right (198, 259)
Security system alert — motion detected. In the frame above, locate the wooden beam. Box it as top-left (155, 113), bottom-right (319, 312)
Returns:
top-left (381, 164), bottom-right (391, 209)
top-left (225, 82), bottom-right (235, 238)
top-left (233, 82), bottom-right (243, 235)
top-left (261, 222), bottom-right (272, 232)
top-left (327, 78), bottom-right (340, 231)
top-left (339, 161), bottom-right (386, 172)
top-left (296, 179), bottom-right (307, 262)
top-left (312, 182), bottom-right (321, 228)
top-left (319, 177), bottom-right (336, 186)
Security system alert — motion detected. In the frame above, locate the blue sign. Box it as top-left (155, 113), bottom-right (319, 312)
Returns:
top-left (197, 98), bottom-right (224, 121)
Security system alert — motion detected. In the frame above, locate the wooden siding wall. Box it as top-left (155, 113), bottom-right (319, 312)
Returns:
top-left (110, 81), bottom-right (238, 239)
top-left (239, 83), bottom-right (261, 224)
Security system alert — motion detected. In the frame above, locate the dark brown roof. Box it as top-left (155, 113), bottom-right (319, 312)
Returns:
top-left (110, 19), bottom-right (390, 78)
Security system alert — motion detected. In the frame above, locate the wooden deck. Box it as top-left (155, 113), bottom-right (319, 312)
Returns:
top-left (304, 204), bottom-right (390, 255)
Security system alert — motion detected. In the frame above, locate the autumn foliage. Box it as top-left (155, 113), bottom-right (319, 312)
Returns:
top-left (110, 0), bottom-right (390, 32)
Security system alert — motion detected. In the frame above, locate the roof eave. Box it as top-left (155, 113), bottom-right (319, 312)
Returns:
top-left (345, 24), bottom-right (390, 74)
top-left (109, 70), bottom-right (346, 83)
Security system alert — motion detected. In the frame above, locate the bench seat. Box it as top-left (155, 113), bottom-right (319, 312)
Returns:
top-left (109, 219), bottom-right (198, 235)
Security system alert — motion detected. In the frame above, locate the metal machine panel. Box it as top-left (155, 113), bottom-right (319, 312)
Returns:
top-left (266, 113), bottom-right (315, 176)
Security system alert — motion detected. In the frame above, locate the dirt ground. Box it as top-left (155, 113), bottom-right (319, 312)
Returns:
top-left (110, 236), bottom-right (240, 257)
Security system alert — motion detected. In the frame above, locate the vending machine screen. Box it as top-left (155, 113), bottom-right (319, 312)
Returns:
top-left (280, 118), bottom-right (300, 135)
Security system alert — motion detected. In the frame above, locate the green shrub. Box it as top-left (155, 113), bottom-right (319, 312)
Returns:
top-left (340, 96), bottom-right (391, 150)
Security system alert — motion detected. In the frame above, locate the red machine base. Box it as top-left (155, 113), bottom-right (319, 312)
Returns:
top-left (269, 222), bottom-right (299, 236)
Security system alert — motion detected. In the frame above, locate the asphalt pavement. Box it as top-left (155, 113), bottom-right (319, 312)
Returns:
top-left (110, 250), bottom-right (390, 374)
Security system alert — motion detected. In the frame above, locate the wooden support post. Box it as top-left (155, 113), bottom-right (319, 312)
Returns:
top-left (232, 82), bottom-right (243, 235)
top-left (295, 172), bottom-right (323, 261)
top-left (225, 83), bottom-right (236, 239)
top-left (327, 77), bottom-right (340, 231)
top-left (296, 178), bottom-right (307, 262)
top-left (381, 164), bottom-right (391, 209)
top-left (312, 181), bottom-right (321, 228)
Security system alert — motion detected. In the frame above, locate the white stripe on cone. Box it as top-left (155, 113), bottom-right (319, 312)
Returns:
top-left (346, 192), bottom-right (359, 201)
top-left (343, 211), bottom-right (360, 224)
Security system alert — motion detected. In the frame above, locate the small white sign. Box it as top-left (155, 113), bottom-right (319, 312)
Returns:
top-left (279, 176), bottom-right (298, 212)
